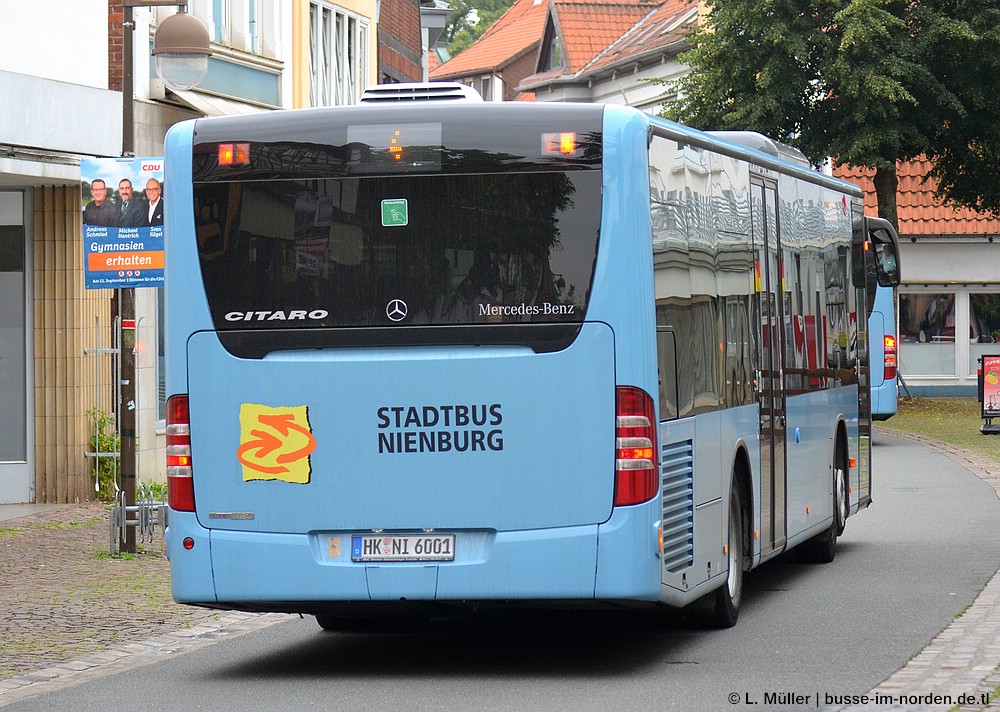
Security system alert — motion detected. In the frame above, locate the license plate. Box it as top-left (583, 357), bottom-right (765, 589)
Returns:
top-left (351, 533), bottom-right (456, 562)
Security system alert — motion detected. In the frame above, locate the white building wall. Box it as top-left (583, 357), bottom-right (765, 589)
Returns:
top-left (586, 59), bottom-right (689, 115)
top-left (0, 0), bottom-right (108, 89)
top-left (896, 238), bottom-right (1000, 396)
top-left (0, 1), bottom-right (119, 167)
top-left (900, 239), bottom-right (1000, 284)
top-left (0, 71), bottom-right (121, 162)
top-left (530, 58), bottom-right (689, 116)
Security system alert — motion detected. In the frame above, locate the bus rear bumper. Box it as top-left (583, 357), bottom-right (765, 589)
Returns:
top-left (165, 503), bottom-right (662, 609)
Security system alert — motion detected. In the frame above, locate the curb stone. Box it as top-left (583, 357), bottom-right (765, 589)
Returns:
top-left (0, 612), bottom-right (291, 707)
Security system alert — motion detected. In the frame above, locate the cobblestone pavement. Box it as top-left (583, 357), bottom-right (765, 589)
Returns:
top-left (2, 431), bottom-right (1000, 709)
top-left (0, 503), bottom-right (288, 707)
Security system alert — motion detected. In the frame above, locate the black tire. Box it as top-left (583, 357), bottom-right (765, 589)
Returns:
top-left (315, 614), bottom-right (374, 633)
top-left (710, 481), bottom-right (745, 628)
top-left (797, 460), bottom-right (845, 564)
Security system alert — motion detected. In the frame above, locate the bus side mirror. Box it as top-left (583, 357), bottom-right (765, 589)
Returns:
top-left (874, 240), bottom-right (899, 287)
top-left (866, 217), bottom-right (901, 288)
top-left (870, 229), bottom-right (900, 287)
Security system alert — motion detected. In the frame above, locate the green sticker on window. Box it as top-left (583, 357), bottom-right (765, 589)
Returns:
top-left (381, 199), bottom-right (408, 227)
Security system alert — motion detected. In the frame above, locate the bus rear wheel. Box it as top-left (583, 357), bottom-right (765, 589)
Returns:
top-left (710, 481), bottom-right (745, 628)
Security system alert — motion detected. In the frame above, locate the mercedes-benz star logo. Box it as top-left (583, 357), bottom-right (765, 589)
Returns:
top-left (386, 299), bottom-right (408, 322)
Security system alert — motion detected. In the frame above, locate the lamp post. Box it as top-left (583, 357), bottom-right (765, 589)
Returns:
top-left (119, 1), bottom-right (210, 553)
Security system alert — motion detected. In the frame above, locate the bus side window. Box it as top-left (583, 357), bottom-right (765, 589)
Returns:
top-left (657, 328), bottom-right (679, 421)
top-left (868, 224), bottom-right (901, 287)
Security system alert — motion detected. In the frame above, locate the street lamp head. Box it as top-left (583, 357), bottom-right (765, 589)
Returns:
top-left (151, 11), bottom-right (211, 91)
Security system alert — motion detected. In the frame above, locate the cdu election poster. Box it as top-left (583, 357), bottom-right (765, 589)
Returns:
top-left (82, 157), bottom-right (165, 289)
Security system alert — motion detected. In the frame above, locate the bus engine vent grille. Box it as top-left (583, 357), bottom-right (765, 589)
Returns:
top-left (360, 82), bottom-right (484, 103)
top-left (660, 439), bottom-right (694, 573)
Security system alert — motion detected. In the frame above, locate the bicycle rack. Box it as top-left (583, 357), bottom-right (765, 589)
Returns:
top-left (109, 482), bottom-right (169, 555)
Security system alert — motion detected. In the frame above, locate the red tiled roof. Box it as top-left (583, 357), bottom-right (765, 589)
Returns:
top-left (835, 160), bottom-right (1000, 236)
top-left (554, 0), bottom-right (654, 73)
top-left (581, 0), bottom-right (695, 76)
top-left (431, 0), bottom-right (549, 78)
top-left (519, 66), bottom-right (566, 87)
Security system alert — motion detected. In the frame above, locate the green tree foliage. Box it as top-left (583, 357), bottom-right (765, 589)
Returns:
top-left (663, 0), bottom-right (1000, 225)
top-left (442, 0), bottom-right (516, 56)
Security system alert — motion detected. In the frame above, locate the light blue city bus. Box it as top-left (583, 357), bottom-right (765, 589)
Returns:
top-left (869, 284), bottom-right (898, 420)
top-left (864, 218), bottom-right (901, 420)
top-left (162, 98), bottom-right (900, 629)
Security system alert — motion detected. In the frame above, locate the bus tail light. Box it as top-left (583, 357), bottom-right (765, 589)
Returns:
top-left (884, 335), bottom-right (897, 380)
top-left (615, 386), bottom-right (659, 506)
top-left (167, 395), bottom-right (196, 512)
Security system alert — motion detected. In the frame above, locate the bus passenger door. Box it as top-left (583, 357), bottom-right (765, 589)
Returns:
top-left (752, 178), bottom-right (787, 556)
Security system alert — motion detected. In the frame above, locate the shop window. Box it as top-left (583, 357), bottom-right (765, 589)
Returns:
top-left (969, 292), bottom-right (1000, 374)
top-left (898, 292), bottom-right (956, 376)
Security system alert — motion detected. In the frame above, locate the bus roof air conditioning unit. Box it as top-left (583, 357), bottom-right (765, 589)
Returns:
top-left (707, 131), bottom-right (811, 169)
top-left (360, 82), bottom-right (484, 103)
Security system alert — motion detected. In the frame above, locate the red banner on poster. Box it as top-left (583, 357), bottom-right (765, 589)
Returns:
top-left (982, 355), bottom-right (1000, 418)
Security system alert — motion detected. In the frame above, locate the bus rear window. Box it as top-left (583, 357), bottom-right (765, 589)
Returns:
top-left (194, 170), bottom-right (601, 348)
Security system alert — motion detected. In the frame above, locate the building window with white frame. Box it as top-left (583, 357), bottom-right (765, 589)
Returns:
top-left (310, 1), bottom-right (370, 107)
top-left (248, 0), bottom-right (259, 53)
top-left (899, 288), bottom-right (1000, 389)
top-left (212, 0), bottom-right (230, 43)
top-left (209, 0), bottom-right (262, 54)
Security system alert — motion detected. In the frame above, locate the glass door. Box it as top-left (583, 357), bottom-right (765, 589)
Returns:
top-left (751, 179), bottom-right (787, 556)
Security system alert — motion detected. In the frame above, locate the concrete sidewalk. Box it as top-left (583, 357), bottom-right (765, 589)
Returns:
top-left (0, 504), bottom-right (63, 523)
top-left (2, 432), bottom-right (1000, 710)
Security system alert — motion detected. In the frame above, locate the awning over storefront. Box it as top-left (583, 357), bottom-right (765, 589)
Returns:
top-left (167, 89), bottom-right (271, 117)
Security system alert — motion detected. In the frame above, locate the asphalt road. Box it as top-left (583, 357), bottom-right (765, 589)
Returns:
top-left (5, 432), bottom-right (999, 712)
